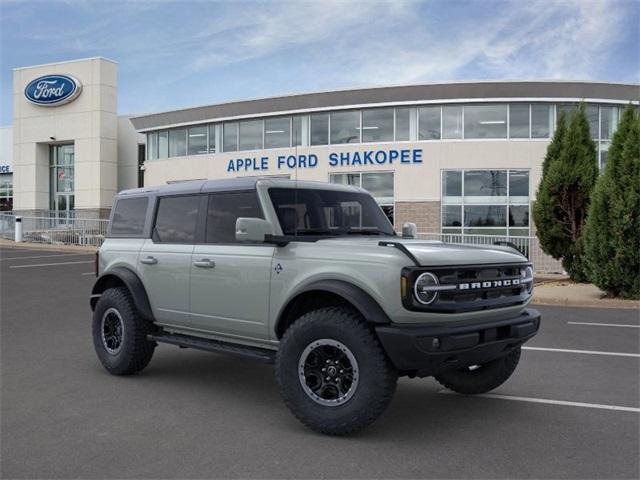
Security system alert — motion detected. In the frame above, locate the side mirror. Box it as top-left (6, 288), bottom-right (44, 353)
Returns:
top-left (235, 217), bottom-right (272, 243)
top-left (402, 222), bottom-right (418, 239)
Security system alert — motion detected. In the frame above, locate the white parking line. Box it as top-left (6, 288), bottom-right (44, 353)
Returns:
top-left (568, 321), bottom-right (640, 329)
top-left (438, 390), bottom-right (640, 413)
top-left (1, 253), bottom-right (91, 261)
top-left (9, 260), bottom-right (94, 269)
top-left (523, 346), bottom-right (640, 358)
top-left (81, 272), bottom-right (95, 275)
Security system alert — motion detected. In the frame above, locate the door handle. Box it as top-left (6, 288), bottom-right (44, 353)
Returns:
top-left (140, 256), bottom-right (158, 265)
top-left (193, 259), bottom-right (215, 269)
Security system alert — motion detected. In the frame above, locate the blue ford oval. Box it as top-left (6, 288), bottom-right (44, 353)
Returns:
top-left (24, 74), bottom-right (82, 106)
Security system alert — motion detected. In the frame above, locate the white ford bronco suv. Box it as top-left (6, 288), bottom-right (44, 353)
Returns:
top-left (91, 177), bottom-right (540, 435)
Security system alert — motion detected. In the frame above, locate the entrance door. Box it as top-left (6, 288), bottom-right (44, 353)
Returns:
top-left (189, 191), bottom-right (274, 341)
top-left (50, 144), bottom-right (75, 222)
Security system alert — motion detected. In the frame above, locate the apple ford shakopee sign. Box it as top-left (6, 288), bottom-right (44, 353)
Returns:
top-left (24, 74), bottom-right (82, 106)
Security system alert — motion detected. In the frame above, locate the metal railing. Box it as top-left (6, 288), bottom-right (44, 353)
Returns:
top-left (416, 232), bottom-right (564, 274)
top-left (0, 213), bottom-right (109, 247)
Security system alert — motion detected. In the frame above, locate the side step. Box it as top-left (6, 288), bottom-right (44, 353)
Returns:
top-left (147, 332), bottom-right (276, 364)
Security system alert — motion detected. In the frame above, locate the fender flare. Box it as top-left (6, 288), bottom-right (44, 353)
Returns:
top-left (90, 267), bottom-right (154, 321)
top-left (276, 279), bottom-right (391, 337)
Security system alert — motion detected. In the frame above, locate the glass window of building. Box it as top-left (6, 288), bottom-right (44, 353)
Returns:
top-left (187, 126), bottom-right (208, 155)
top-left (158, 131), bottom-right (168, 159)
top-left (509, 170), bottom-right (529, 201)
top-left (531, 104), bottom-right (552, 138)
top-left (395, 107), bottom-right (411, 141)
top-left (361, 172), bottom-right (394, 204)
top-left (362, 108), bottom-right (394, 143)
top-left (147, 132), bottom-right (158, 160)
top-left (441, 169), bottom-right (529, 236)
top-left (442, 105), bottom-right (463, 139)
top-left (153, 195), bottom-right (200, 244)
top-left (464, 104), bottom-right (507, 139)
top-left (330, 173), bottom-right (360, 187)
top-left (292, 116), bottom-right (303, 146)
top-left (49, 144), bottom-right (75, 217)
top-left (463, 170), bottom-right (507, 202)
top-left (464, 205), bottom-right (507, 229)
top-left (208, 124), bottom-right (217, 153)
top-left (419, 106), bottom-right (441, 140)
top-left (310, 113), bottom-right (329, 145)
top-left (329, 172), bottom-right (394, 225)
top-left (442, 205), bottom-right (462, 227)
top-left (599, 142), bottom-right (610, 170)
top-left (0, 173), bottom-right (13, 211)
top-left (586, 104), bottom-right (599, 139)
top-left (330, 110), bottom-right (360, 144)
top-left (239, 120), bottom-right (263, 150)
top-left (223, 122), bottom-right (238, 152)
top-left (264, 117), bottom-right (291, 149)
top-left (509, 205), bottom-right (529, 227)
top-left (509, 104), bottom-right (529, 138)
top-left (556, 103), bottom-right (577, 120)
top-left (442, 170), bottom-right (462, 201)
top-left (169, 128), bottom-right (187, 157)
top-left (600, 106), bottom-right (619, 140)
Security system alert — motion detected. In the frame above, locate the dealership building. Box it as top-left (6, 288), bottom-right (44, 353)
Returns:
top-left (5, 57), bottom-right (638, 238)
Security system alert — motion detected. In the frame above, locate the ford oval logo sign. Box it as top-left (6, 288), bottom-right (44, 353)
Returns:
top-left (24, 74), bottom-right (82, 106)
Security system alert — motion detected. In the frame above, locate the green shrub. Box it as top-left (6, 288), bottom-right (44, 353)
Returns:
top-left (533, 105), bottom-right (598, 281)
top-left (584, 106), bottom-right (640, 298)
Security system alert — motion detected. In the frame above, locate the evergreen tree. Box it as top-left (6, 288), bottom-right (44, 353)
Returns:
top-left (532, 112), bottom-right (567, 259)
top-left (584, 106), bottom-right (640, 298)
top-left (533, 104), bottom-right (598, 281)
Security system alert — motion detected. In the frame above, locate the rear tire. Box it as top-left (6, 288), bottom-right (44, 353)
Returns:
top-left (434, 347), bottom-right (521, 394)
top-left (276, 307), bottom-right (397, 435)
top-left (92, 287), bottom-right (156, 376)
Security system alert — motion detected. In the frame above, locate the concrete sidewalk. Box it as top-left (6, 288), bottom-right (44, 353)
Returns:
top-left (533, 279), bottom-right (640, 309)
top-left (0, 238), bottom-right (97, 253)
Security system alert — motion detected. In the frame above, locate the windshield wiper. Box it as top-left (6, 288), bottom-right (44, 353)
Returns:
top-left (289, 229), bottom-right (338, 236)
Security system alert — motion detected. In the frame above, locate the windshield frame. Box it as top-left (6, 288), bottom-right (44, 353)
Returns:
top-left (267, 186), bottom-right (396, 238)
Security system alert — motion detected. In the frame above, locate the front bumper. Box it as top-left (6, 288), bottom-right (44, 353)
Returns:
top-left (375, 308), bottom-right (541, 377)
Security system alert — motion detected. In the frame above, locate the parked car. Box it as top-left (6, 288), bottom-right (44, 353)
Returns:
top-left (90, 177), bottom-right (540, 435)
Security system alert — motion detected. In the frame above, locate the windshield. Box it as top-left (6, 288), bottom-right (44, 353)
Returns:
top-left (268, 187), bottom-right (395, 236)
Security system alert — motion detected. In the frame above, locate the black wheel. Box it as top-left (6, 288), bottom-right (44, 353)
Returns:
top-left (92, 287), bottom-right (156, 376)
top-left (275, 307), bottom-right (398, 435)
top-left (434, 348), bottom-right (521, 394)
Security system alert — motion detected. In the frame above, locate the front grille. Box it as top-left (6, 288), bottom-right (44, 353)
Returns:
top-left (403, 263), bottom-right (533, 313)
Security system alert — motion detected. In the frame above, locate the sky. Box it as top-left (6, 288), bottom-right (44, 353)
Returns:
top-left (0, 0), bottom-right (638, 126)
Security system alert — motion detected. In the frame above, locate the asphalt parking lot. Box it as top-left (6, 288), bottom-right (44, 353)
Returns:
top-left (1, 245), bottom-right (638, 479)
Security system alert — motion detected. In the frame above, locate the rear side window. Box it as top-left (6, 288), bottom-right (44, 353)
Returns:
top-left (206, 192), bottom-right (263, 243)
top-left (153, 195), bottom-right (200, 243)
top-left (110, 197), bottom-right (148, 236)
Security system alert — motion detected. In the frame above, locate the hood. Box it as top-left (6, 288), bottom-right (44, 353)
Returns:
top-left (315, 237), bottom-right (527, 266)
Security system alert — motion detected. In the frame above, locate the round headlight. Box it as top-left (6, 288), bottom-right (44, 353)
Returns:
top-left (414, 272), bottom-right (440, 305)
top-left (521, 266), bottom-right (534, 293)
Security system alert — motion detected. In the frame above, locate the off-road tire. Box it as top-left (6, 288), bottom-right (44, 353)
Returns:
top-left (434, 347), bottom-right (521, 394)
top-left (92, 287), bottom-right (156, 376)
top-left (276, 307), bottom-right (398, 435)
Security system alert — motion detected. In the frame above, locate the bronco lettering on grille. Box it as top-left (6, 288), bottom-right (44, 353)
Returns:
top-left (458, 278), bottom-right (521, 290)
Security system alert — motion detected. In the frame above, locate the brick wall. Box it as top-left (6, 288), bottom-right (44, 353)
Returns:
top-left (394, 201), bottom-right (441, 232)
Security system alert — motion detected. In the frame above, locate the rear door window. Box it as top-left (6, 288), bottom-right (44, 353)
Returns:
top-left (153, 195), bottom-right (200, 243)
top-left (206, 191), bottom-right (263, 244)
top-left (110, 197), bottom-right (148, 236)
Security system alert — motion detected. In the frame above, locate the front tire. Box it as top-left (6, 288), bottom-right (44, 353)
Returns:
top-left (276, 307), bottom-right (397, 435)
top-left (92, 287), bottom-right (156, 376)
top-left (434, 347), bottom-right (521, 394)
